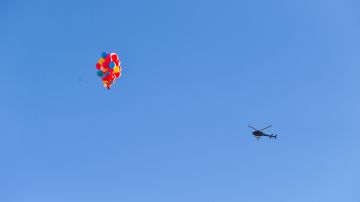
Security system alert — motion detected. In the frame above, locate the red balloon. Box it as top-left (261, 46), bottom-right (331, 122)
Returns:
top-left (114, 60), bottom-right (119, 66)
top-left (102, 61), bottom-right (109, 68)
top-left (105, 74), bottom-right (112, 80)
top-left (111, 54), bottom-right (118, 61)
top-left (96, 63), bottom-right (101, 70)
top-left (114, 72), bottom-right (120, 78)
top-left (105, 55), bottom-right (111, 63)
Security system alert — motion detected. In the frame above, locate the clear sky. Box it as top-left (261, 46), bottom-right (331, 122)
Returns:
top-left (1, 0), bottom-right (360, 201)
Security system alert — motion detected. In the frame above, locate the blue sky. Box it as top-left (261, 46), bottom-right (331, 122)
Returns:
top-left (1, 0), bottom-right (360, 201)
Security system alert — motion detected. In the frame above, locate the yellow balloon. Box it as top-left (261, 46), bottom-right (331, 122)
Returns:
top-left (113, 66), bottom-right (120, 73)
top-left (98, 58), bottom-right (105, 65)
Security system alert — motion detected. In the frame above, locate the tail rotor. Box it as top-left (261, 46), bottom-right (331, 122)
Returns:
top-left (269, 134), bottom-right (277, 139)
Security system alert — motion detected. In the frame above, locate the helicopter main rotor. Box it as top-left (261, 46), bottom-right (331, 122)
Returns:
top-left (248, 125), bottom-right (272, 131)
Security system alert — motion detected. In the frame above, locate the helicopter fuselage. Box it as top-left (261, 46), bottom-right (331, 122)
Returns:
top-left (252, 131), bottom-right (276, 138)
top-left (253, 131), bottom-right (268, 137)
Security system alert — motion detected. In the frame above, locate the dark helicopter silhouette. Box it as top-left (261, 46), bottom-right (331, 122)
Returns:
top-left (248, 125), bottom-right (277, 140)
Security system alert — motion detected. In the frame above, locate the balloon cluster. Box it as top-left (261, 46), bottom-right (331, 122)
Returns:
top-left (96, 52), bottom-right (122, 89)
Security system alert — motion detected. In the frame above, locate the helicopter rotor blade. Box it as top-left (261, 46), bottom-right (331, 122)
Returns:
top-left (260, 125), bottom-right (272, 131)
top-left (248, 125), bottom-right (258, 130)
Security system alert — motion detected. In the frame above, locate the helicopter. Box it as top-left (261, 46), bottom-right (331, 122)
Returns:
top-left (248, 125), bottom-right (277, 140)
